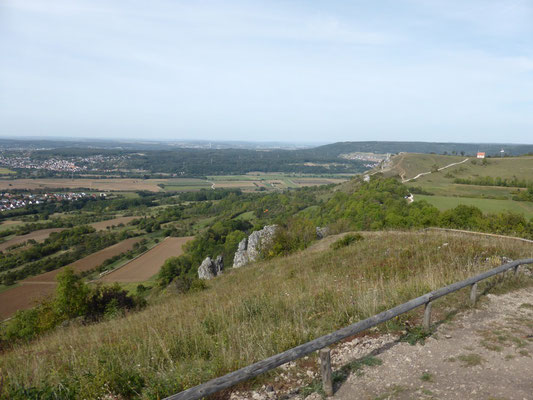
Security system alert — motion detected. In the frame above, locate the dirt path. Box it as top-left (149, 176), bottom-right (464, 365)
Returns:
top-left (333, 288), bottom-right (533, 400)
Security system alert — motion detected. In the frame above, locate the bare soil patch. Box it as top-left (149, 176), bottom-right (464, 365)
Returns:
top-left (100, 236), bottom-right (193, 282)
top-left (0, 283), bottom-right (56, 320)
top-left (90, 216), bottom-right (137, 230)
top-left (0, 228), bottom-right (64, 251)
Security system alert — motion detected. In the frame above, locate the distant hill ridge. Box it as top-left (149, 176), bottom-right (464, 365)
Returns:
top-left (308, 141), bottom-right (533, 157)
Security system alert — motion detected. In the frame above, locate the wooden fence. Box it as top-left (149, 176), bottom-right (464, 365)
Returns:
top-left (165, 258), bottom-right (533, 400)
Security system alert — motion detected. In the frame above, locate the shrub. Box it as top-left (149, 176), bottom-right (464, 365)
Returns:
top-left (330, 233), bottom-right (363, 250)
top-left (85, 284), bottom-right (145, 321)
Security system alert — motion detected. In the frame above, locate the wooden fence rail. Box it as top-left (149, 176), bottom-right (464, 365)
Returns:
top-left (165, 258), bottom-right (533, 400)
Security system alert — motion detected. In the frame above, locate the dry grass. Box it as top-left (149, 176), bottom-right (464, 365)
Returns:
top-left (1, 230), bottom-right (532, 399)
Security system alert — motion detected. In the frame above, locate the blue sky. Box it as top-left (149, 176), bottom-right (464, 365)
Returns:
top-left (1, 0), bottom-right (533, 143)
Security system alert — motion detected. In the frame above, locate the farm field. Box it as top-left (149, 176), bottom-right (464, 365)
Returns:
top-left (89, 216), bottom-right (137, 230)
top-left (0, 168), bottom-right (15, 175)
top-left (0, 220), bottom-right (24, 231)
top-left (207, 174), bottom-right (348, 191)
top-left (0, 238), bottom-right (141, 320)
top-left (100, 236), bottom-right (194, 283)
top-left (0, 228), bottom-right (64, 251)
top-left (0, 175), bottom-right (348, 194)
top-left (407, 181), bottom-right (518, 199)
top-left (415, 194), bottom-right (533, 219)
top-left (25, 237), bottom-right (142, 283)
top-left (0, 283), bottom-right (56, 320)
top-left (0, 178), bottom-right (166, 192)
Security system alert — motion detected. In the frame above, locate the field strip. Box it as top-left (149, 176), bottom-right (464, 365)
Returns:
top-left (0, 283), bottom-right (56, 321)
top-left (0, 228), bottom-right (64, 251)
top-left (95, 241), bottom-right (159, 280)
top-left (24, 237), bottom-right (141, 283)
top-left (100, 236), bottom-right (194, 283)
top-left (0, 238), bottom-right (142, 319)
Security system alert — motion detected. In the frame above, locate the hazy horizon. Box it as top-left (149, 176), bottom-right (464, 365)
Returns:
top-left (2, 1), bottom-right (533, 144)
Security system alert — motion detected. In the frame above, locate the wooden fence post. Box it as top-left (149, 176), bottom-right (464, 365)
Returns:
top-left (470, 282), bottom-right (477, 306)
top-left (319, 348), bottom-right (333, 397)
top-left (423, 301), bottom-right (432, 331)
top-left (514, 265), bottom-right (520, 276)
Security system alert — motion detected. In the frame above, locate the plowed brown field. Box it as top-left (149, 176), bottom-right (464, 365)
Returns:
top-left (0, 238), bottom-right (140, 320)
top-left (0, 283), bottom-right (56, 320)
top-left (101, 236), bottom-right (193, 283)
top-left (0, 228), bottom-right (64, 251)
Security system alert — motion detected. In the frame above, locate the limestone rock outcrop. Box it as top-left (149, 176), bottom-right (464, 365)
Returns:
top-left (233, 225), bottom-right (277, 268)
top-left (198, 255), bottom-right (224, 279)
top-left (316, 226), bottom-right (329, 239)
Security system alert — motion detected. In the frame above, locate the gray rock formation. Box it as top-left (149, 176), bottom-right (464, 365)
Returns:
top-left (198, 255), bottom-right (224, 280)
top-left (214, 255), bottom-right (224, 275)
top-left (316, 226), bottom-right (329, 239)
top-left (233, 225), bottom-right (277, 268)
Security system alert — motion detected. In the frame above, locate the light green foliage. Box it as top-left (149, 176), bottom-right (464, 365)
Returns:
top-left (54, 267), bottom-right (90, 319)
top-left (264, 218), bottom-right (316, 258)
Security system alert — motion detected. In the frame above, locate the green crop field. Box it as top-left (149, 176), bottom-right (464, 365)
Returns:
top-left (0, 168), bottom-right (16, 175)
top-left (415, 194), bottom-right (533, 219)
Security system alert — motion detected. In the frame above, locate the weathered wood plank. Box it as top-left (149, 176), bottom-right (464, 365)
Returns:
top-left (320, 348), bottom-right (333, 397)
top-left (470, 282), bottom-right (478, 306)
top-left (423, 301), bottom-right (432, 331)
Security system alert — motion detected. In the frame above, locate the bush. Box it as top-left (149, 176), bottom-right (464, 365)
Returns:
top-left (85, 284), bottom-right (145, 321)
top-left (263, 218), bottom-right (316, 258)
top-left (330, 233), bottom-right (363, 250)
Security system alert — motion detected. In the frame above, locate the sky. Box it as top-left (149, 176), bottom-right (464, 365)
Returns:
top-left (1, 0), bottom-right (533, 144)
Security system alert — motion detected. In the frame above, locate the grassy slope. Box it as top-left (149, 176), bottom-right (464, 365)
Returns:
top-left (384, 153), bottom-right (465, 180)
top-left (1, 230), bottom-right (532, 398)
top-left (413, 156), bottom-right (533, 193)
top-left (416, 194), bottom-right (533, 219)
top-left (381, 153), bottom-right (533, 217)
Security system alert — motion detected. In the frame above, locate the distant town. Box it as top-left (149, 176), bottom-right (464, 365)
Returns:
top-left (0, 192), bottom-right (91, 212)
top-left (0, 152), bottom-right (128, 173)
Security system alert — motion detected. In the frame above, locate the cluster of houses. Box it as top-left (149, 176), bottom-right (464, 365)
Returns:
top-left (0, 192), bottom-right (89, 212)
top-left (0, 155), bottom-right (86, 172)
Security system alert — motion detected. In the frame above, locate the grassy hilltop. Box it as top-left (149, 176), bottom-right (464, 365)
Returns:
top-left (381, 153), bottom-right (533, 219)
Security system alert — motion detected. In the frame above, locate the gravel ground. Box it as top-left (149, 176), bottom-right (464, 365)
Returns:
top-left (229, 285), bottom-right (533, 400)
top-left (334, 287), bottom-right (533, 400)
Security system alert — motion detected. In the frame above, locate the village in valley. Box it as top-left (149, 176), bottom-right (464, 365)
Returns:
top-left (0, 192), bottom-right (91, 212)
